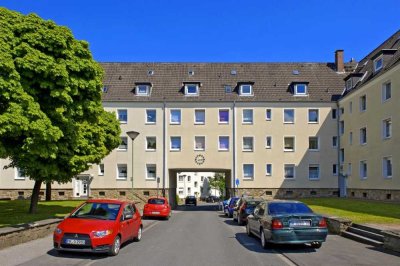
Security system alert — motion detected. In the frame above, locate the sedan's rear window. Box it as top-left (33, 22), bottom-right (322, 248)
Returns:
top-left (148, 198), bottom-right (165, 204)
top-left (246, 200), bottom-right (262, 206)
top-left (268, 202), bottom-right (313, 215)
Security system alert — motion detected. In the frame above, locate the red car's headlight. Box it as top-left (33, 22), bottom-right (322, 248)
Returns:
top-left (93, 230), bottom-right (113, 238)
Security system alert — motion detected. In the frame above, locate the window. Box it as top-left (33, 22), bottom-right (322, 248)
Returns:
top-left (117, 109), bottom-right (127, 123)
top-left (170, 137), bottom-right (181, 151)
top-left (187, 187), bottom-right (191, 194)
top-left (382, 82), bottom-right (391, 101)
top-left (308, 137), bottom-right (319, 151)
top-left (146, 164), bottom-right (156, 180)
top-left (201, 176), bottom-right (204, 181)
top-left (374, 57), bottom-right (383, 72)
top-left (194, 109), bottom-right (205, 124)
top-left (146, 137), bottom-right (156, 151)
top-left (178, 175), bottom-right (184, 182)
top-left (332, 136), bottom-right (338, 148)
top-left (360, 95), bottom-right (366, 112)
top-left (146, 109), bottom-right (156, 124)
top-left (346, 79), bottom-right (353, 90)
top-left (383, 118), bottom-right (392, 139)
top-left (360, 161), bottom-right (367, 179)
top-left (243, 164), bottom-right (254, 179)
top-left (294, 83), bottom-right (308, 95)
top-left (284, 164), bottom-right (295, 179)
top-left (349, 132), bottom-right (353, 145)
top-left (242, 109), bottom-right (253, 124)
top-left (187, 176), bottom-right (191, 182)
top-left (266, 109), bottom-right (272, 120)
top-left (118, 137), bottom-right (128, 151)
top-left (225, 85), bottom-right (232, 93)
top-left (360, 127), bottom-right (367, 145)
top-left (333, 164), bottom-right (338, 175)
top-left (239, 84), bottom-right (253, 96)
top-left (284, 109), bottom-right (295, 123)
top-left (349, 101), bottom-right (353, 113)
top-left (309, 164), bottom-right (320, 180)
top-left (243, 137), bottom-right (254, 152)
top-left (383, 157), bottom-right (392, 178)
top-left (136, 84), bottom-right (151, 96)
top-left (284, 137), bottom-right (295, 151)
top-left (265, 136), bottom-right (272, 149)
top-left (266, 164), bottom-right (272, 176)
top-left (340, 121), bottom-right (344, 135)
top-left (184, 84), bottom-right (199, 96)
top-left (218, 136), bottom-right (229, 151)
top-left (194, 136), bottom-right (205, 151)
top-left (308, 109), bottom-right (319, 123)
top-left (194, 181), bottom-right (198, 188)
top-left (178, 190), bottom-right (183, 195)
top-left (98, 164), bottom-right (104, 176)
top-left (170, 109), bottom-right (181, 124)
top-left (15, 168), bottom-right (27, 180)
top-left (332, 109), bottom-right (337, 119)
top-left (219, 109), bottom-right (229, 124)
top-left (117, 164), bottom-right (127, 179)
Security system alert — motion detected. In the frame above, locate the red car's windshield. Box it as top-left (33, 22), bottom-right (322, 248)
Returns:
top-left (148, 198), bottom-right (166, 204)
top-left (71, 202), bottom-right (121, 220)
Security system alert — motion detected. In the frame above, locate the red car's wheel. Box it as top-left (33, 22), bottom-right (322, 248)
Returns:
top-left (134, 226), bottom-right (142, 242)
top-left (109, 235), bottom-right (121, 256)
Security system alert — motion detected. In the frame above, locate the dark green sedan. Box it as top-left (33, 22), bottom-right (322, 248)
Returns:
top-left (246, 200), bottom-right (328, 249)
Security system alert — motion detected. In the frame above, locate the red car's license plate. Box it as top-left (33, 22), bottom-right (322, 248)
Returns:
top-left (152, 211), bottom-right (160, 214)
top-left (65, 239), bottom-right (85, 245)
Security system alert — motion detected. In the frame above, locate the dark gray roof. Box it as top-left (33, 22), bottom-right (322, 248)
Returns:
top-left (343, 30), bottom-right (400, 96)
top-left (100, 62), bottom-right (346, 102)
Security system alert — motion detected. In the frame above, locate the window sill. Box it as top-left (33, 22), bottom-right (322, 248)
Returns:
top-left (218, 122), bottom-right (229, 125)
top-left (117, 149), bottom-right (127, 152)
top-left (284, 122), bottom-right (294, 124)
top-left (116, 178), bottom-right (128, 181)
top-left (98, 174), bottom-right (104, 176)
top-left (194, 122), bottom-right (205, 125)
top-left (308, 122), bottom-right (319, 124)
top-left (14, 178), bottom-right (26, 181)
top-left (308, 149), bottom-right (320, 152)
top-left (194, 149), bottom-right (205, 151)
top-left (309, 178), bottom-right (320, 181)
top-left (284, 149), bottom-right (295, 152)
top-left (145, 122), bottom-right (156, 125)
top-left (218, 149), bottom-right (229, 152)
top-left (146, 178), bottom-right (157, 181)
top-left (284, 177), bottom-right (296, 180)
top-left (146, 149), bottom-right (156, 152)
top-left (170, 149), bottom-right (181, 152)
top-left (119, 121), bottom-right (128, 124)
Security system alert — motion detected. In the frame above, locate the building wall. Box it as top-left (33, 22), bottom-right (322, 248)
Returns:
top-left (339, 64), bottom-right (400, 194)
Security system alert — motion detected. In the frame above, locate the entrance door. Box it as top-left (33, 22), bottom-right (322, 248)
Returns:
top-left (73, 177), bottom-right (88, 198)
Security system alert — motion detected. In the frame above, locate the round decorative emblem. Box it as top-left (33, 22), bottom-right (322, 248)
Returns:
top-left (195, 154), bottom-right (205, 165)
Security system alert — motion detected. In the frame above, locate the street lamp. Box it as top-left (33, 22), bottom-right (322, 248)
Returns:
top-left (127, 131), bottom-right (140, 194)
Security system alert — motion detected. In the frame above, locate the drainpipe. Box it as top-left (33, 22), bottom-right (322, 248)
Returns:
top-left (163, 101), bottom-right (166, 197)
top-left (336, 101), bottom-right (342, 197)
top-left (232, 101), bottom-right (237, 197)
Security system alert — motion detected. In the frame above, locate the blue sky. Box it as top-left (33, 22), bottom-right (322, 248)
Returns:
top-left (1, 0), bottom-right (399, 63)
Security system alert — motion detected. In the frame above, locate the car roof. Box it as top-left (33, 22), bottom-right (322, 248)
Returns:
top-left (267, 200), bottom-right (303, 204)
top-left (148, 196), bottom-right (167, 200)
top-left (87, 198), bottom-right (131, 204)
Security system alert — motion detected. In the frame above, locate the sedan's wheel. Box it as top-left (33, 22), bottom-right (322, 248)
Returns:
top-left (311, 242), bottom-right (322, 249)
top-left (237, 217), bottom-right (243, 226)
top-left (134, 226), bottom-right (142, 242)
top-left (260, 230), bottom-right (269, 249)
top-left (246, 223), bottom-right (252, 236)
top-left (109, 235), bottom-right (121, 256)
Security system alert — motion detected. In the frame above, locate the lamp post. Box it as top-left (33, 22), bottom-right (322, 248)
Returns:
top-left (127, 131), bottom-right (140, 196)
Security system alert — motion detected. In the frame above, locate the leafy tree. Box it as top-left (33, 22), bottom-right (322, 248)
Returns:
top-left (209, 173), bottom-right (225, 197)
top-left (0, 8), bottom-right (121, 213)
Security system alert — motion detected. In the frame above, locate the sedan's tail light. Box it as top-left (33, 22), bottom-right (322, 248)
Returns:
top-left (240, 203), bottom-right (247, 212)
top-left (271, 219), bottom-right (283, 229)
top-left (318, 218), bottom-right (327, 228)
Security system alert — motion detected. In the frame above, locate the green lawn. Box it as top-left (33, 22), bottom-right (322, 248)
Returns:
top-left (0, 200), bottom-right (84, 228)
top-left (299, 198), bottom-right (400, 224)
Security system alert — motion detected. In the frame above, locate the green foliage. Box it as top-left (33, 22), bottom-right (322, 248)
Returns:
top-left (209, 173), bottom-right (225, 196)
top-left (0, 8), bottom-right (121, 183)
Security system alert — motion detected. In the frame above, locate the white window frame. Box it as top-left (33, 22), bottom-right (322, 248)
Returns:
top-left (309, 164), bottom-right (320, 180)
top-left (284, 164), bottom-right (295, 179)
top-left (117, 164), bottom-right (128, 180)
top-left (239, 84), bottom-right (253, 96)
top-left (294, 83), bottom-right (308, 96)
top-left (194, 109), bottom-right (205, 124)
top-left (382, 81), bottom-right (392, 102)
top-left (346, 79), bottom-right (353, 90)
top-left (184, 83), bottom-right (199, 96)
top-left (359, 95), bottom-right (367, 112)
top-left (265, 136), bottom-right (272, 149)
top-left (284, 136), bottom-right (295, 152)
top-left (308, 136), bottom-right (319, 151)
top-left (170, 136), bottom-right (181, 151)
top-left (98, 164), bottom-right (104, 176)
top-left (333, 164), bottom-right (338, 176)
top-left (360, 127), bottom-right (367, 145)
top-left (146, 109), bottom-right (156, 124)
top-left (242, 136), bottom-right (254, 152)
top-left (359, 160), bottom-right (367, 180)
top-left (170, 109), bottom-right (181, 125)
top-left (218, 136), bottom-right (230, 151)
top-left (266, 164), bottom-right (272, 176)
top-left (242, 109), bottom-right (253, 124)
top-left (374, 56), bottom-right (383, 72)
top-left (218, 109), bottom-right (229, 124)
top-left (283, 109), bottom-right (295, 124)
top-left (136, 84), bottom-right (151, 96)
top-left (118, 136), bottom-right (128, 151)
top-left (308, 109), bottom-right (319, 123)
top-left (146, 136), bottom-right (157, 151)
top-left (15, 168), bottom-right (27, 180)
top-left (194, 136), bottom-right (206, 151)
top-left (117, 109), bottom-right (128, 124)
top-left (146, 164), bottom-right (157, 180)
top-left (382, 118), bottom-right (392, 139)
top-left (243, 164), bottom-right (254, 180)
top-left (266, 109), bottom-right (272, 121)
top-left (382, 156), bottom-right (393, 179)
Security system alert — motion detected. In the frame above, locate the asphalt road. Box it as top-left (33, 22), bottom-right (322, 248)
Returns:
top-left (1, 203), bottom-right (399, 266)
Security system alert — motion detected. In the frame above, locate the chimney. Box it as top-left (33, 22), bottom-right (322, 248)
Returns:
top-left (335, 50), bottom-right (344, 73)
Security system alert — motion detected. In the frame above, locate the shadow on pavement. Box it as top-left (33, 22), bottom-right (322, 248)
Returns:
top-left (366, 246), bottom-right (400, 257)
top-left (46, 248), bottom-right (107, 260)
top-left (175, 203), bottom-right (220, 212)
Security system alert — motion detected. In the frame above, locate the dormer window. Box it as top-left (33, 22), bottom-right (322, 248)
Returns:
top-left (346, 79), bottom-right (353, 90)
top-left (294, 83), bottom-right (308, 96)
top-left (374, 57), bottom-right (383, 72)
top-left (239, 84), bottom-right (253, 96)
top-left (184, 83), bottom-right (199, 96)
top-left (135, 83), bottom-right (151, 96)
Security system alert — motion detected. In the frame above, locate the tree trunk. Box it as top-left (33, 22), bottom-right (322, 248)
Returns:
top-left (45, 182), bottom-right (52, 201)
top-left (29, 180), bottom-right (42, 214)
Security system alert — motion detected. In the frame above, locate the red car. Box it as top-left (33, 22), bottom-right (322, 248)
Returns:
top-left (53, 199), bottom-right (142, 256)
top-left (143, 197), bottom-right (171, 219)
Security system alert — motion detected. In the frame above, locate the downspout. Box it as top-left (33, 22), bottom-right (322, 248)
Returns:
top-left (336, 101), bottom-right (341, 197)
top-left (232, 101), bottom-right (237, 197)
top-left (162, 101), bottom-right (166, 197)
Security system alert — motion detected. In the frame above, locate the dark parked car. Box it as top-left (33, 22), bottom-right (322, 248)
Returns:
top-left (206, 195), bottom-right (219, 203)
top-left (185, 196), bottom-right (197, 206)
top-left (225, 197), bottom-right (239, 218)
top-left (233, 197), bottom-right (263, 225)
top-left (246, 200), bottom-right (328, 249)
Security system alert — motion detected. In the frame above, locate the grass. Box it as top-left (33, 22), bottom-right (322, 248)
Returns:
top-left (299, 198), bottom-right (400, 224)
top-left (0, 200), bottom-right (84, 228)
